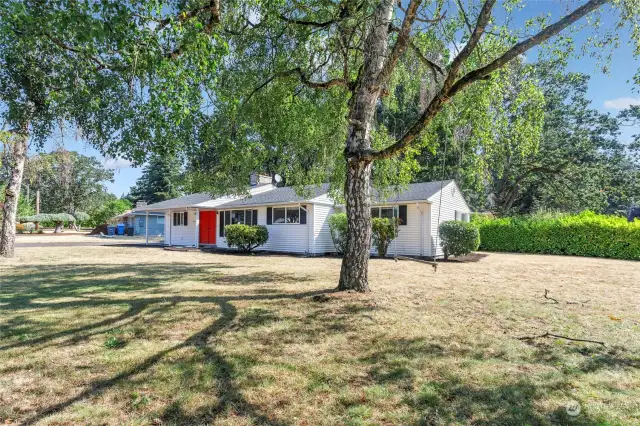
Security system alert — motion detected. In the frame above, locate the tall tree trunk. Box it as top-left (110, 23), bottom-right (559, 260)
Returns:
top-left (1, 126), bottom-right (29, 258)
top-left (339, 159), bottom-right (373, 291)
top-left (338, 0), bottom-right (393, 292)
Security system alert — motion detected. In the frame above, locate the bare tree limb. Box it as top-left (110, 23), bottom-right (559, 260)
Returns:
top-left (517, 332), bottom-right (605, 346)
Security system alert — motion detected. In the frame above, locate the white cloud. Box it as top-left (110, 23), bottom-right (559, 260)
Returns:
top-left (103, 158), bottom-right (132, 169)
top-left (604, 97), bottom-right (640, 110)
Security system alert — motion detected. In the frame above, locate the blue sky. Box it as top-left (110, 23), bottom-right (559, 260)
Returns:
top-left (36, 0), bottom-right (640, 196)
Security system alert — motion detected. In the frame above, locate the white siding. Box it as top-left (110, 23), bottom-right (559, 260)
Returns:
top-left (370, 203), bottom-right (431, 257)
top-left (428, 181), bottom-right (471, 257)
top-left (218, 204), bottom-right (312, 254)
top-left (168, 209), bottom-right (197, 246)
top-left (312, 204), bottom-right (336, 254)
top-left (164, 211), bottom-right (171, 243)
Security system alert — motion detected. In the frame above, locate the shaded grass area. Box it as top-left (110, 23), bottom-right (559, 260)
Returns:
top-left (0, 246), bottom-right (639, 425)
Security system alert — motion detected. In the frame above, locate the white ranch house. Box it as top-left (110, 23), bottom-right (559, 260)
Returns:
top-left (134, 178), bottom-right (471, 258)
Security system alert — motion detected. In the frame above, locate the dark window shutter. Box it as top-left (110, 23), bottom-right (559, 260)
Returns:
top-left (266, 207), bottom-right (272, 225)
top-left (219, 212), bottom-right (224, 237)
top-left (399, 205), bottom-right (407, 226)
top-left (300, 205), bottom-right (307, 225)
top-left (183, 211), bottom-right (188, 226)
top-left (173, 212), bottom-right (177, 226)
top-left (252, 210), bottom-right (258, 225)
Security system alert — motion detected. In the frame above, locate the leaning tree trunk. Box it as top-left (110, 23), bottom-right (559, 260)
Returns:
top-left (338, 0), bottom-right (394, 292)
top-left (0, 127), bottom-right (29, 258)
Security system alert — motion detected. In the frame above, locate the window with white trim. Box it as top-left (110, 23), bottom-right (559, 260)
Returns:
top-left (157, 216), bottom-right (164, 225)
top-left (173, 212), bottom-right (187, 226)
top-left (219, 209), bottom-right (259, 237)
top-left (268, 205), bottom-right (307, 225)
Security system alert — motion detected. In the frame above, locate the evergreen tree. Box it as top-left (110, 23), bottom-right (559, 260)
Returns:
top-left (129, 154), bottom-right (182, 204)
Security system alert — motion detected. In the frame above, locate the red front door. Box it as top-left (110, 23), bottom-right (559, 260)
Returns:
top-left (199, 211), bottom-right (217, 245)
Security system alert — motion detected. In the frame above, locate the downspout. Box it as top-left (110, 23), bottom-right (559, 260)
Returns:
top-left (168, 209), bottom-right (172, 246)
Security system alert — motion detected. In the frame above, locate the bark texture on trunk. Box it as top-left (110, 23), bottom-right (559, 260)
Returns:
top-left (338, 160), bottom-right (373, 291)
top-left (338, 0), bottom-right (394, 292)
top-left (1, 130), bottom-right (28, 258)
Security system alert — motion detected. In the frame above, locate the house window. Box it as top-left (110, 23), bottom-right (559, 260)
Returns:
top-left (371, 207), bottom-right (398, 219)
top-left (268, 206), bottom-right (307, 225)
top-left (138, 219), bottom-right (144, 227)
top-left (231, 210), bottom-right (245, 224)
top-left (219, 209), bottom-right (259, 237)
top-left (173, 212), bottom-right (188, 226)
top-left (371, 205), bottom-right (407, 225)
top-left (157, 216), bottom-right (164, 225)
top-left (273, 207), bottom-right (286, 224)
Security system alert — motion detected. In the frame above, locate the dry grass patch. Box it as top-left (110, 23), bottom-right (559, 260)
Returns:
top-left (0, 241), bottom-right (639, 425)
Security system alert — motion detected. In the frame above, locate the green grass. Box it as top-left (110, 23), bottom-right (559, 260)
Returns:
top-left (0, 244), bottom-right (638, 425)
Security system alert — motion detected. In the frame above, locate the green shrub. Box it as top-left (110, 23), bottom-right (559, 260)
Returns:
top-left (477, 211), bottom-right (640, 260)
top-left (19, 213), bottom-right (75, 233)
top-left (371, 217), bottom-right (399, 258)
top-left (328, 213), bottom-right (348, 254)
top-left (439, 220), bottom-right (480, 260)
top-left (225, 224), bottom-right (269, 252)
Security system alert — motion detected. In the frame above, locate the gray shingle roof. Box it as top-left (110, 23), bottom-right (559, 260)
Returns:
top-left (135, 193), bottom-right (214, 211)
top-left (372, 180), bottom-right (453, 203)
top-left (216, 184), bottom-right (330, 208)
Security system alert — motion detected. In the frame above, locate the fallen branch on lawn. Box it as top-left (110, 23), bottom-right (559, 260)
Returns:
top-left (544, 289), bottom-right (559, 304)
top-left (543, 289), bottom-right (589, 305)
top-left (517, 332), bottom-right (605, 346)
top-left (394, 255), bottom-right (438, 272)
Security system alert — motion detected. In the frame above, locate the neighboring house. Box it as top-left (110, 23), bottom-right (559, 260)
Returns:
top-left (110, 211), bottom-right (165, 236)
top-left (135, 178), bottom-right (471, 258)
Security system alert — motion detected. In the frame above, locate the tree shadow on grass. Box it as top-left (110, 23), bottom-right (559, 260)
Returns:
top-left (359, 337), bottom-right (620, 425)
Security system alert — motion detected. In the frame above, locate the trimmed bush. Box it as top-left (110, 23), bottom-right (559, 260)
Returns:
top-left (225, 224), bottom-right (269, 252)
top-left (439, 220), bottom-right (480, 260)
top-left (476, 211), bottom-right (640, 261)
top-left (328, 213), bottom-right (348, 254)
top-left (372, 217), bottom-right (399, 258)
top-left (19, 213), bottom-right (76, 233)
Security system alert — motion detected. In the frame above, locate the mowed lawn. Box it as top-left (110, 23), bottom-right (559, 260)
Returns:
top-left (0, 237), bottom-right (639, 425)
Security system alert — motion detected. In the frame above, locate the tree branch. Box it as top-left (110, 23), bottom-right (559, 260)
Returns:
top-left (370, 0), bottom-right (608, 161)
top-left (376, 0), bottom-right (423, 87)
top-left (158, 0), bottom-right (221, 33)
top-left (517, 332), bottom-right (605, 346)
top-left (447, 0), bottom-right (608, 99)
top-left (410, 41), bottom-right (445, 76)
top-left (242, 68), bottom-right (349, 106)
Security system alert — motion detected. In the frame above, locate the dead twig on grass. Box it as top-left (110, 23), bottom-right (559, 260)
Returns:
top-left (544, 289), bottom-right (559, 304)
top-left (517, 331), bottom-right (605, 347)
top-left (543, 289), bottom-right (589, 305)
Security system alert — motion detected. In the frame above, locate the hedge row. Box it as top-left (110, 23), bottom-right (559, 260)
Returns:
top-left (474, 211), bottom-right (640, 261)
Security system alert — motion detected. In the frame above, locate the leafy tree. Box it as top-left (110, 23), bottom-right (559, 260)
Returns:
top-left (129, 154), bottom-right (182, 204)
top-left (6, 0), bottom-right (639, 293)
top-left (31, 149), bottom-right (114, 217)
top-left (88, 199), bottom-right (132, 228)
